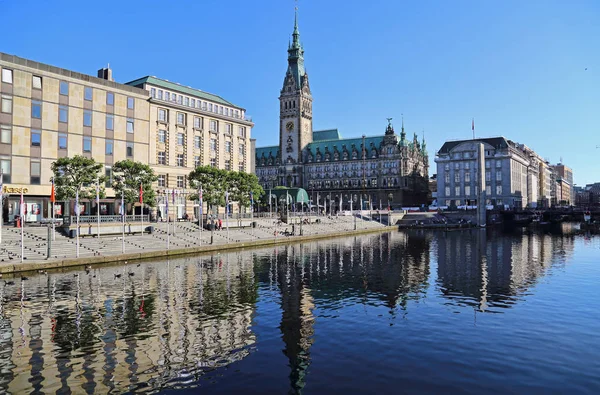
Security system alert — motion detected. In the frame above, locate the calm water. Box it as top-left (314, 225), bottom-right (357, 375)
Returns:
top-left (0, 227), bottom-right (599, 394)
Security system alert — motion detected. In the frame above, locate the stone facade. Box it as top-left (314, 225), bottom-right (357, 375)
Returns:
top-left (255, 13), bottom-right (429, 210)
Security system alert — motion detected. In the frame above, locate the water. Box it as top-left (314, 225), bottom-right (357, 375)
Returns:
top-left (0, 228), bottom-right (599, 394)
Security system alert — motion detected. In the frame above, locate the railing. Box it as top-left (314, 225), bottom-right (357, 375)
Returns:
top-left (66, 215), bottom-right (149, 225)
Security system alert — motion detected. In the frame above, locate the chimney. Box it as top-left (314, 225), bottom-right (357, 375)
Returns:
top-left (97, 65), bottom-right (113, 81)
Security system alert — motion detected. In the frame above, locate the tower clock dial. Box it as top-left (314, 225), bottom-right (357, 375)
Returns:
top-left (286, 121), bottom-right (294, 131)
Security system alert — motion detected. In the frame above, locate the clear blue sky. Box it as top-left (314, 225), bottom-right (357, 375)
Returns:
top-left (3, 0), bottom-right (599, 184)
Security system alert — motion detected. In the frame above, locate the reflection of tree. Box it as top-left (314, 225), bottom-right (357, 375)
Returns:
top-left (112, 283), bottom-right (156, 338)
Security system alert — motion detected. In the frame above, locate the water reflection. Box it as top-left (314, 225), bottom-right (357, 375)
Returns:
top-left (0, 229), bottom-right (586, 394)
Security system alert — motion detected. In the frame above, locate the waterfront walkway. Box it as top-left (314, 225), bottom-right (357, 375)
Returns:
top-left (0, 216), bottom-right (388, 271)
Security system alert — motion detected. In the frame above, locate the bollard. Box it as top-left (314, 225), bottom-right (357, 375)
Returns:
top-left (47, 225), bottom-right (52, 260)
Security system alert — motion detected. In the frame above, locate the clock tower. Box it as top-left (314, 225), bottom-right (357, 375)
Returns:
top-left (279, 9), bottom-right (312, 187)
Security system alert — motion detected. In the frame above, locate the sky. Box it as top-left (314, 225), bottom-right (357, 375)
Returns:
top-left (3, 0), bottom-right (599, 185)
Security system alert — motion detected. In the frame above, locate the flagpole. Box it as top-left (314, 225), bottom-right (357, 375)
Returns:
top-left (269, 188), bottom-right (272, 219)
top-left (20, 189), bottom-right (24, 262)
top-left (0, 170), bottom-right (3, 246)
top-left (75, 189), bottom-right (80, 258)
top-left (140, 183), bottom-right (143, 237)
top-left (121, 193), bottom-right (125, 254)
top-left (198, 184), bottom-right (202, 246)
top-left (166, 191), bottom-right (170, 250)
top-left (51, 177), bottom-right (55, 241)
top-left (96, 177), bottom-right (100, 238)
top-left (250, 192), bottom-right (254, 240)
top-left (226, 191), bottom-right (230, 243)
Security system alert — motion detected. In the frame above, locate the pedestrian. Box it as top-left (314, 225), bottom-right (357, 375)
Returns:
top-left (218, 218), bottom-right (222, 230)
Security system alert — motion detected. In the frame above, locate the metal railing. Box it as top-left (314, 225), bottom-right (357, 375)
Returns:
top-left (67, 215), bottom-right (149, 224)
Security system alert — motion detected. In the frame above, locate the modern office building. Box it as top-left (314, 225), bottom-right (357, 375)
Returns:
top-left (255, 12), bottom-right (429, 209)
top-left (125, 76), bottom-right (254, 219)
top-left (0, 52), bottom-right (150, 222)
top-left (435, 137), bottom-right (556, 208)
top-left (552, 163), bottom-right (574, 205)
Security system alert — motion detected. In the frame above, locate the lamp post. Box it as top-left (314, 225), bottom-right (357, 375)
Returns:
top-left (388, 192), bottom-right (393, 211)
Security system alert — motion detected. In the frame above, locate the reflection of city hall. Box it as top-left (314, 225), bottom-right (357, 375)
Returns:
top-left (0, 52), bottom-right (254, 223)
top-left (255, 14), bottom-right (429, 208)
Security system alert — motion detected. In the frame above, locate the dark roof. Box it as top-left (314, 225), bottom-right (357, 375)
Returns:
top-left (307, 135), bottom-right (384, 154)
top-left (437, 137), bottom-right (509, 154)
top-left (256, 145), bottom-right (279, 159)
top-left (313, 129), bottom-right (341, 141)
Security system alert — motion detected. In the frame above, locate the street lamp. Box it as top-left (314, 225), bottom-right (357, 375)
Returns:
top-left (388, 192), bottom-right (393, 211)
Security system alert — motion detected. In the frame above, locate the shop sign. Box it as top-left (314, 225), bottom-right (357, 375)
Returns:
top-left (3, 186), bottom-right (29, 194)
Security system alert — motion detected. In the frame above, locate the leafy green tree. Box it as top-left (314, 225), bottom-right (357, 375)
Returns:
top-left (111, 160), bottom-right (158, 206)
top-left (229, 171), bottom-right (264, 214)
top-left (51, 155), bottom-right (105, 201)
top-left (188, 166), bottom-right (228, 208)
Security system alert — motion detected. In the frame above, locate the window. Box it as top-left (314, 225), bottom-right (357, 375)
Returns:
top-left (485, 160), bottom-right (491, 169)
top-left (194, 135), bottom-right (201, 149)
top-left (239, 162), bottom-right (245, 172)
top-left (496, 185), bottom-right (503, 195)
top-left (84, 87), bottom-right (93, 101)
top-left (194, 116), bottom-right (202, 129)
top-left (177, 95), bottom-right (182, 105)
top-left (445, 187), bottom-right (450, 196)
top-left (158, 129), bottom-right (166, 143)
top-left (226, 124), bottom-right (232, 134)
top-left (454, 173), bottom-right (460, 183)
top-left (177, 154), bottom-right (184, 167)
top-left (191, 99), bottom-right (195, 108)
top-left (150, 88), bottom-right (156, 98)
top-left (31, 130), bottom-right (41, 147)
top-left (59, 81), bottom-right (69, 95)
top-left (465, 185), bottom-right (471, 196)
top-left (455, 162), bottom-right (460, 169)
top-left (0, 125), bottom-right (10, 144)
top-left (107, 92), bottom-right (114, 105)
top-left (496, 160), bottom-right (502, 168)
top-left (105, 167), bottom-right (112, 187)
top-left (158, 108), bottom-right (167, 122)
top-left (444, 164), bottom-right (450, 171)
top-left (444, 172), bottom-right (450, 183)
top-left (210, 138), bottom-right (216, 151)
top-left (157, 175), bottom-right (166, 187)
top-left (239, 126), bottom-right (246, 137)
top-left (239, 144), bottom-right (245, 156)
top-left (485, 171), bottom-right (491, 182)
top-left (106, 114), bottom-right (114, 130)
top-left (83, 110), bottom-right (92, 127)
top-left (208, 103), bottom-right (213, 112)
top-left (31, 100), bottom-right (42, 119)
top-left (177, 133), bottom-right (184, 146)
top-left (58, 133), bottom-right (67, 149)
top-left (0, 158), bottom-right (10, 183)
top-left (177, 176), bottom-right (185, 188)
top-left (210, 158), bottom-right (216, 167)
top-left (165, 92), bottom-right (170, 101)
top-left (83, 136), bottom-right (92, 152)
top-left (1, 69), bottom-right (12, 83)
top-left (1, 95), bottom-right (12, 113)
top-left (455, 186), bottom-right (460, 196)
top-left (225, 159), bottom-right (231, 170)
top-left (106, 139), bottom-right (114, 155)
top-left (177, 112), bottom-right (185, 125)
top-left (210, 120), bottom-right (217, 131)
top-left (30, 160), bottom-right (41, 185)
top-left (496, 171), bottom-right (502, 181)
top-left (32, 76), bottom-right (42, 90)
top-left (158, 151), bottom-right (166, 165)
top-left (59, 106), bottom-right (68, 123)
top-left (219, 106), bottom-right (223, 114)
top-left (194, 156), bottom-right (200, 167)
top-left (158, 90), bottom-right (163, 100)
top-left (465, 172), bottom-right (471, 182)
top-left (126, 118), bottom-right (134, 133)
top-left (225, 141), bottom-right (231, 153)
top-left (127, 97), bottom-right (134, 109)
top-left (486, 185), bottom-right (491, 195)
top-left (465, 162), bottom-right (470, 170)
top-left (185, 97), bottom-right (189, 106)
top-left (126, 142), bottom-right (134, 157)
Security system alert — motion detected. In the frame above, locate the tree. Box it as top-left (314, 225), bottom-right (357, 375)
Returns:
top-left (111, 160), bottom-right (158, 206)
top-left (51, 155), bottom-right (105, 202)
top-left (188, 166), bottom-right (228, 208)
top-left (229, 171), bottom-right (264, 215)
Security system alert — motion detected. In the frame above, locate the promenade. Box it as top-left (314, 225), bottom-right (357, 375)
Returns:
top-left (0, 216), bottom-right (390, 273)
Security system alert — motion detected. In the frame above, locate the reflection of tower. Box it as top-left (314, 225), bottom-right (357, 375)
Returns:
top-left (278, 248), bottom-right (315, 394)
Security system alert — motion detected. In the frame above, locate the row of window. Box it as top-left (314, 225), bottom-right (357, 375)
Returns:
top-left (157, 108), bottom-right (247, 137)
top-left (444, 185), bottom-right (503, 196)
top-left (1, 68), bottom-right (136, 108)
top-left (306, 178), bottom-right (403, 189)
top-left (0, 156), bottom-right (42, 185)
top-left (151, 88), bottom-right (244, 120)
top-left (443, 171), bottom-right (503, 184)
top-left (156, 130), bottom-right (244, 155)
top-left (444, 160), bottom-right (503, 171)
top-left (156, 150), bottom-right (244, 170)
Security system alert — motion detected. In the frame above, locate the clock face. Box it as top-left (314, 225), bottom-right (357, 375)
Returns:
top-left (286, 121), bottom-right (294, 131)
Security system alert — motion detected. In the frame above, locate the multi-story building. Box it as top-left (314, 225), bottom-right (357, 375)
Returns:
top-left (435, 137), bottom-right (554, 208)
top-left (125, 76), bottom-right (254, 219)
top-left (0, 52), bottom-right (150, 222)
top-left (552, 163), bottom-right (574, 205)
top-left (255, 12), bottom-right (429, 209)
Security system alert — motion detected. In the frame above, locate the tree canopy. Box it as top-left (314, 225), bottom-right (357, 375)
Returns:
top-left (111, 160), bottom-right (158, 206)
top-left (51, 155), bottom-right (105, 201)
top-left (188, 166), bottom-right (264, 209)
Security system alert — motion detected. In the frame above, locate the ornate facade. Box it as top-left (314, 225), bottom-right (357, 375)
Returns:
top-left (255, 13), bottom-right (429, 209)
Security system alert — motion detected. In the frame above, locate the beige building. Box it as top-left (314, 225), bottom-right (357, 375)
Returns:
top-left (125, 76), bottom-right (254, 219)
top-left (0, 52), bottom-right (150, 222)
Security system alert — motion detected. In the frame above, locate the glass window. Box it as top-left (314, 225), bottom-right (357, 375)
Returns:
top-left (126, 142), bottom-right (133, 157)
top-left (184, 97), bottom-right (189, 106)
top-left (210, 120), bottom-right (217, 131)
top-left (31, 130), bottom-right (41, 147)
top-left (58, 133), bottom-right (67, 149)
top-left (465, 172), bottom-right (471, 182)
top-left (177, 175), bottom-right (185, 188)
top-left (126, 118), bottom-right (134, 133)
top-left (158, 108), bottom-right (167, 122)
top-left (485, 171), bottom-right (491, 182)
top-left (225, 160), bottom-right (231, 171)
top-left (454, 173), bottom-right (460, 183)
top-left (83, 110), bottom-right (92, 126)
top-left (127, 97), bottom-right (134, 109)
top-left (194, 116), bottom-right (202, 129)
top-left (158, 151), bottom-right (166, 165)
top-left (106, 139), bottom-right (114, 155)
top-left (210, 138), bottom-right (216, 151)
top-left (194, 156), bottom-right (200, 167)
top-left (465, 186), bottom-right (471, 196)
top-left (158, 129), bottom-right (166, 143)
top-left (165, 92), bottom-right (170, 101)
top-left (239, 144), bottom-right (244, 156)
top-left (496, 185), bottom-right (503, 195)
top-left (496, 160), bottom-right (502, 168)
top-left (1, 95), bottom-right (12, 113)
top-left (219, 106), bottom-right (224, 114)
top-left (177, 133), bottom-right (184, 145)
top-left (210, 158), bottom-right (216, 167)
top-left (444, 186), bottom-right (450, 196)
top-left (486, 185), bottom-right (492, 195)
top-left (0, 125), bottom-right (10, 144)
top-left (239, 162), bottom-right (244, 172)
top-left (150, 88), bottom-right (156, 98)
top-left (226, 124), bottom-right (232, 134)
top-left (172, 93), bottom-right (177, 102)
top-left (177, 112), bottom-right (185, 125)
top-left (32, 76), bottom-right (42, 90)
top-left (106, 114), bottom-right (114, 130)
top-left (59, 106), bottom-right (68, 123)
top-left (191, 99), bottom-right (195, 107)
top-left (208, 103), bottom-right (213, 112)
top-left (194, 136), bottom-right (201, 148)
top-left (157, 175), bottom-right (166, 187)
top-left (0, 158), bottom-right (11, 183)
top-left (239, 126), bottom-right (246, 137)
top-left (84, 87), bottom-right (93, 101)
top-left (496, 171), bottom-right (502, 181)
top-left (177, 154), bottom-right (184, 167)
top-left (30, 160), bottom-right (41, 185)
top-left (177, 95), bottom-right (182, 104)
top-left (225, 141), bottom-right (231, 153)
top-left (105, 167), bottom-right (112, 187)
top-left (59, 81), bottom-right (69, 95)
top-left (1, 69), bottom-right (12, 83)
top-left (31, 100), bottom-right (42, 119)
top-left (107, 92), bottom-right (114, 105)
top-left (158, 90), bottom-right (163, 100)
top-left (83, 136), bottom-right (92, 152)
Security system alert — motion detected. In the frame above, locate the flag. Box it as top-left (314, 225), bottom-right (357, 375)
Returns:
top-left (225, 191), bottom-right (229, 214)
top-left (198, 185), bottom-right (203, 216)
top-left (120, 194), bottom-right (125, 216)
top-left (20, 190), bottom-right (24, 216)
top-left (172, 189), bottom-right (175, 205)
top-left (95, 179), bottom-right (99, 205)
top-left (0, 170), bottom-right (4, 200)
top-left (74, 191), bottom-right (79, 216)
top-left (165, 192), bottom-right (169, 215)
top-left (250, 191), bottom-right (254, 206)
top-left (139, 183), bottom-right (143, 204)
top-left (50, 178), bottom-right (55, 203)
top-left (472, 118), bottom-right (474, 131)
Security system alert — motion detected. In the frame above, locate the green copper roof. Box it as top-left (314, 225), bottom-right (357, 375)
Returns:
top-left (256, 145), bottom-right (279, 159)
top-left (307, 135), bottom-right (384, 154)
top-left (125, 76), bottom-right (242, 109)
top-left (313, 129), bottom-right (341, 141)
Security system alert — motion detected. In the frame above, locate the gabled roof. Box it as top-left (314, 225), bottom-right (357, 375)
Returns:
top-left (313, 129), bottom-right (341, 141)
top-left (125, 76), bottom-right (242, 109)
top-left (437, 137), bottom-right (509, 154)
top-left (256, 145), bottom-right (279, 159)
